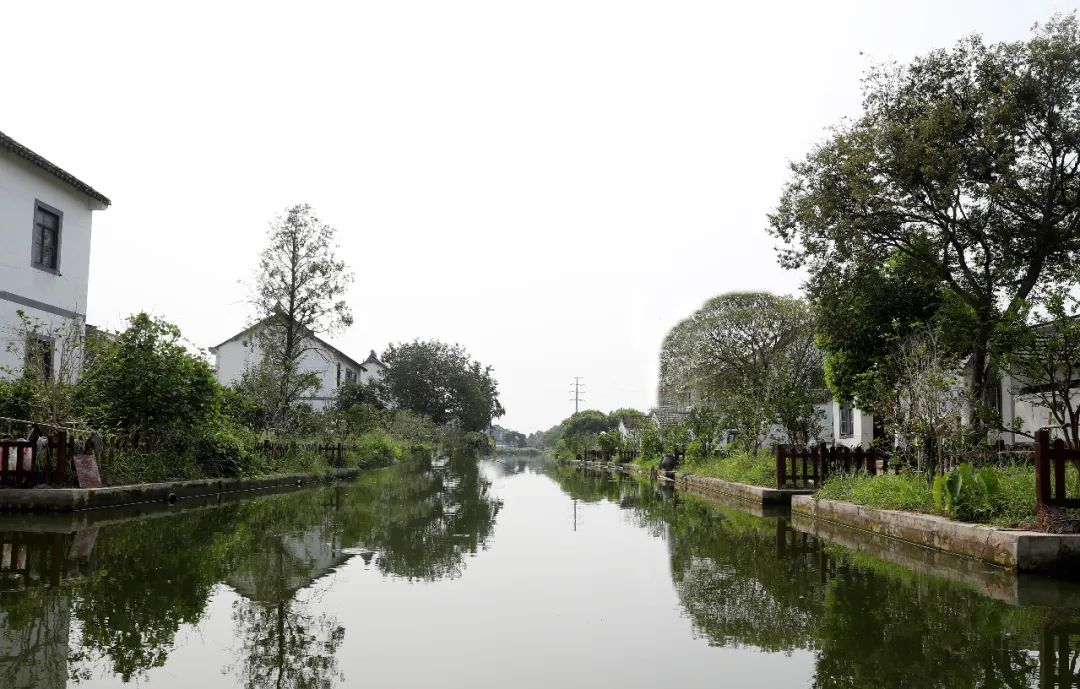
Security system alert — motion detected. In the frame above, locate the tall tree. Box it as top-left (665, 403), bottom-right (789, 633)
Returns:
top-left (251, 204), bottom-right (353, 427)
top-left (769, 15), bottom-right (1080, 432)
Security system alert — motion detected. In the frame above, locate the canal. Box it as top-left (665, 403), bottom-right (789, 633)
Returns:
top-left (0, 453), bottom-right (1078, 688)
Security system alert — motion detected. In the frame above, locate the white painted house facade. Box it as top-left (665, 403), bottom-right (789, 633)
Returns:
top-left (0, 130), bottom-right (110, 381)
top-left (210, 321), bottom-right (387, 410)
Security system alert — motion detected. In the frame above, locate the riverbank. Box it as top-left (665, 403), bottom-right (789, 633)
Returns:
top-left (569, 459), bottom-right (1080, 576)
top-left (0, 466), bottom-right (375, 512)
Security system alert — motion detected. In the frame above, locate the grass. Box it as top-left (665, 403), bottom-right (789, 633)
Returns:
top-left (815, 465), bottom-right (1041, 528)
top-left (636, 450), bottom-right (777, 487)
top-left (98, 430), bottom-right (406, 487)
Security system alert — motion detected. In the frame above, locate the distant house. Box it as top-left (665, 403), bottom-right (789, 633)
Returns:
top-left (210, 318), bottom-right (386, 410)
top-left (0, 130), bottom-right (110, 381)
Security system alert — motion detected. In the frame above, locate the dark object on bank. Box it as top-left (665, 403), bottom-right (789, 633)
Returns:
top-left (659, 453), bottom-right (679, 480)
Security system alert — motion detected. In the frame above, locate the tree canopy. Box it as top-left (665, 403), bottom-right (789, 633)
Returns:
top-left (769, 15), bottom-right (1080, 425)
top-left (379, 340), bottom-right (504, 432)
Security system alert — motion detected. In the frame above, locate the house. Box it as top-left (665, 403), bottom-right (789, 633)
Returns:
top-left (832, 400), bottom-right (873, 449)
top-left (210, 318), bottom-right (386, 410)
top-left (0, 130), bottom-right (110, 381)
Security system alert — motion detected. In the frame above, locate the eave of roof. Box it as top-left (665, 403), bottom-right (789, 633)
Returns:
top-left (0, 130), bottom-right (111, 207)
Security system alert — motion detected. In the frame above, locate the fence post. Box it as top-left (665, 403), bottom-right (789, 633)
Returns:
top-left (1036, 429), bottom-right (1051, 516)
top-left (53, 431), bottom-right (68, 484)
top-left (776, 445), bottom-right (786, 489)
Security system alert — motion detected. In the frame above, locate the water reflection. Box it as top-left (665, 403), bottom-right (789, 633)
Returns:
top-left (0, 451), bottom-right (500, 687)
top-left (555, 466), bottom-right (1080, 689)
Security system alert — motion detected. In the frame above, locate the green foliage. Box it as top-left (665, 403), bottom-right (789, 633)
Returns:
top-left (819, 465), bottom-right (1040, 527)
top-left (193, 420), bottom-right (257, 477)
top-left (251, 204), bottom-right (354, 428)
top-left (818, 472), bottom-right (937, 514)
top-left (351, 430), bottom-right (405, 467)
top-left (658, 292), bottom-right (824, 451)
top-left (932, 463), bottom-right (1001, 522)
top-left (681, 450), bottom-right (777, 487)
top-left (769, 15), bottom-right (1080, 422)
top-left (379, 339), bottom-right (504, 432)
top-left (596, 431), bottom-right (622, 456)
top-left (80, 313), bottom-right (220, 442)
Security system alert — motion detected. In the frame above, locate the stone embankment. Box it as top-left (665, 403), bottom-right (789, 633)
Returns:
top-left (0, 467), bottom-right (366, 512)
top-left (569, 459), bottom-right (1080, 577)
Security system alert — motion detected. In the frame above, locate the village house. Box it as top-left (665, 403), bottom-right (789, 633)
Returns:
top-left (210, 318), bottom-right (387, 410)
top-left (0, 130), bottom-right (110, 382)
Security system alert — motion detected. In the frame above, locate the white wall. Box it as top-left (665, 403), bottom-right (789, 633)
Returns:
top-left (0, 149), bottom-right (99, 380)
top-left (833, 401), bottom-right (873, 448)
top-left (212, 331), bottom-right (368, 410)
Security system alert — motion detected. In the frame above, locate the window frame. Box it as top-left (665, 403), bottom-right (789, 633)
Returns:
top-left (839, 403), bottom-right (854, 439)
top-left (30, 199), bottom-right (63, 274)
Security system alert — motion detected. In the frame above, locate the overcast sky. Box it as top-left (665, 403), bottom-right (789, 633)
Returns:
top-left (1, 1), bottom-right (1074, 433)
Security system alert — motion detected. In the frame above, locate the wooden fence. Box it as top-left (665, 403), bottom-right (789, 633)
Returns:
top-left (0, 430), bottom-right (75, 488)
top-left (579, 449), bottom-right (636, 463)
top-left (251, 440), bottom-right (349, 468)
top-left (776, 443), bottom-right (892, 489)
top-left (1034, 429), bottom-right (1080, 518)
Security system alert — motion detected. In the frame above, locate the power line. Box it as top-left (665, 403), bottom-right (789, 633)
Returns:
top-left (569, 376), bottom-right (585, 413)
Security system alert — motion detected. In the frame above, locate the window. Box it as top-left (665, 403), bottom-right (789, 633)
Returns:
top-left (839, 403), bottom-right (854, 438)
top-left (984, 379), bottom-right (1002, 418)
top-left (25, 336), bottom-right (53, 381)
top-left (336, 362), bottom-right (342, 387)
top-left (31, 201), bottom-right (62, 271)
top-left (345, 368), bottom-right (356, 384)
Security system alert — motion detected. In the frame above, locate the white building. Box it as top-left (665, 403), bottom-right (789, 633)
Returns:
top-left (210, 319), bottom-right (387, 409)
top-left (0, 130), bottom-right (110, 381)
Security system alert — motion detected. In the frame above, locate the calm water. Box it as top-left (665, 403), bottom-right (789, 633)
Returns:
top-left (0, 454), bottom-right (1078, 688)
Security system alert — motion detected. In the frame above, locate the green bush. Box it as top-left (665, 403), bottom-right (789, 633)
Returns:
top-left (352, 430), bottom-right (404, 468)
top-left (193, 421), bottom-right (257, 477)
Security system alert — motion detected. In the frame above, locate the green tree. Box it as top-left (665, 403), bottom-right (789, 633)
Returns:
top-left (79, 313), bottom-right (219, 443)
top-left (769, 15), bottom-right (1080, 433)
top-left (659, 292), bottom-right (825, 450)
top-left (251, 204), bottom-right (354, 428)
top-left (379, 340), bottom-right (504, 432)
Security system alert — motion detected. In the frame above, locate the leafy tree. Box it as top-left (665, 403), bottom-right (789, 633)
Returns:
top-left (659, 292), bottom-right (825, 450)
top-left (79, 313), bottom-right (219, 443)
top-left (810, 250), bottom-right (944, 403)
top-left (251, 204), bottom-right (353, 427)
top-left (379, 340), bottom-right (504, 432)
top-left (769, 15), bottom-right (1080, 434)
top-left (335, 378), bottom-right (385, 411)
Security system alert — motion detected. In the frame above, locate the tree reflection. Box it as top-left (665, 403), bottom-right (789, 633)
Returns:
top-left (553, 466), bottom-right (1075, 688)
top-left (336, 452), bottom-right (501, 580)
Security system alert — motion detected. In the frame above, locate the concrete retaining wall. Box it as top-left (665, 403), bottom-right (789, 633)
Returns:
top-left (0, 467), bottom-right (365, 513)
top-left (792, 495), bottom-right (1080, 574)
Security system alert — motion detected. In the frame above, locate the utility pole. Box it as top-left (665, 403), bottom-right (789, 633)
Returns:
top-left (569, 377), bottom-right (585, 413)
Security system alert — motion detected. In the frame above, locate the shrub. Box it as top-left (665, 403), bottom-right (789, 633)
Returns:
top-left (352, 430), bottom-right (404, 468)
top-left (193, 421), bottom-right (257, 477)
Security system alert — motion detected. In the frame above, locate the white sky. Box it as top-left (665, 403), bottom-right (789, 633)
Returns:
top-left (1, 0), bottom-right (1074, 434)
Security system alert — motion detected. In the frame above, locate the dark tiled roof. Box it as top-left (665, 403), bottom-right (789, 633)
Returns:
top-left (0, 130), bottom-right (111, 207)
top-left (363, 349), bottom-right (386, 367)
top-left (649, 402), bottom-right (690, 428)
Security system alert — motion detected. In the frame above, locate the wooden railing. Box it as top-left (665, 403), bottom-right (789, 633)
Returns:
top-left (0, 430), bottom-right (74, 488)
top-left (251, 440), bottom-right (349, 468)
top-left (1035, 429), bottom-right (1080, 516)
top-left (776, 443), bottom-right (890, 489)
